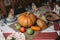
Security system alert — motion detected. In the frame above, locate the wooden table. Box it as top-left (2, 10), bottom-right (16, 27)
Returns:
top-left (9, 23), bottom-right (40, 40)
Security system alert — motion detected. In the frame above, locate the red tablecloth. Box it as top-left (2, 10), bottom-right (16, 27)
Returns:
top-left (33, 32), bottom-right (58, 40)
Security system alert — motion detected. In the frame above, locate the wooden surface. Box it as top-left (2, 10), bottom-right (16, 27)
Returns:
top-left (9, 23), bottom-right (40, 40)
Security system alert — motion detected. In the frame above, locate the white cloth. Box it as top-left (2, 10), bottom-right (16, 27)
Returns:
top-left (0, 24), bottom-right (15, 33)
top-left (0, 30), bottom-right (5, 40)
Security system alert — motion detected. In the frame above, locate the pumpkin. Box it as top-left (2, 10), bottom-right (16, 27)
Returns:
top-left (37, 19), bottom-right (47, 29)
top-left (18, 12), bottom-right (36, 27)
top-left (31, 26), bottom-right (41, 31)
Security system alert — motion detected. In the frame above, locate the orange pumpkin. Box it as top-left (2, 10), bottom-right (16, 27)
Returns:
top-left (18, 12), bottom-right (36, 27)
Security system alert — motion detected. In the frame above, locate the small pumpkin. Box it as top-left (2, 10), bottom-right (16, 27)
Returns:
top-left (18, 12), bottom-right (36, 27)
top-left (37, 19), bottom-right (47, 29)
top-left (31, 26), bottom-right (41, 31)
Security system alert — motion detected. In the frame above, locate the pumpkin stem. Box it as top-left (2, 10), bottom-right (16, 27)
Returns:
top-left (26, 12), bottom-right (30, 16)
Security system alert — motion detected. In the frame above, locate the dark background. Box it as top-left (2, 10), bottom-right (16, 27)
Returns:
top-left (14, 0), bottom-right (58, 15)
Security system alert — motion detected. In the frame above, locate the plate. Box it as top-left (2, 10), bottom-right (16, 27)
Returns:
top-left (4, 17), bottom-right (17, 23)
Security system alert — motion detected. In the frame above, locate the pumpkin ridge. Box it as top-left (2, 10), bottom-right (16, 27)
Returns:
top-left (22, 16), bottom-right (28, 27)
top-left (29, 15), bottom-right (34, 25)
top-left (18, 15), bottom-right (23, 23)
top-left (21, 16), bottom-right (26, 27)
top-left (27, 17), bottom-right (31, 27)
top-left (18, 16), bottom-right (25, 26)
top-left (28, 16), bottom-right (33, 27)
top-left (29, 14), bottom-right (36, 24)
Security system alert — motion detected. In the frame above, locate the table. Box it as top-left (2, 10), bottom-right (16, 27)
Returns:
top-left (0, 8), bottom-right (60, 40)
top-left (9, 22), bottom-right (60, 40)
top-left (0, 19), bottom-right (60, 40)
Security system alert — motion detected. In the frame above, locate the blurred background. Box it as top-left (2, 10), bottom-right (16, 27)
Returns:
top-left (0, 0), bottom-right (60, 18)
